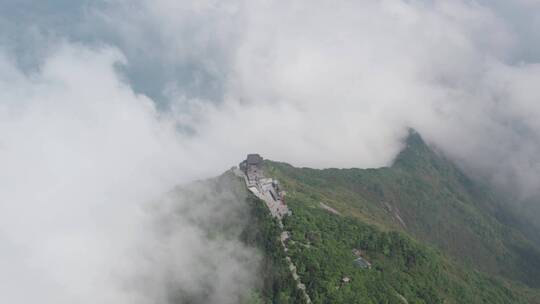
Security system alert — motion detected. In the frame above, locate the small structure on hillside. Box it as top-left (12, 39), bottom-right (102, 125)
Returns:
top-left (352, 248), bottom-right (372, 269)
top-left (354, 257), bottom-right (372, 269)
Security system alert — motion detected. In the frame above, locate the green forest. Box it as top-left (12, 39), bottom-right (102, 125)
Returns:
top-left (237, 131), bottom-right (540, 303)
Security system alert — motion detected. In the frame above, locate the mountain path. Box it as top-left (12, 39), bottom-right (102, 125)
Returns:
top-left (235, 166), bottom-right (312, 304)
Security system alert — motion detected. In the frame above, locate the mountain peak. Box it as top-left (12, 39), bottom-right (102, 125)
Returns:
top-left (392, 129), bottom-right (436, 169)
top-left (404, 128), bottom-right (426, 147)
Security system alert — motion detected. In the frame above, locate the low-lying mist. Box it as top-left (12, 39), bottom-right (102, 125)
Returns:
top-left (2, 0), bottom-right (540, 303)
top-left (0, 46), bottom-right (258, 303)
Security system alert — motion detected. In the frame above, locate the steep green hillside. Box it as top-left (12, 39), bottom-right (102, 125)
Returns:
top-left (237, 175), bottom-right (533, 303)
top-left (280, 197), bottom-right (528, 303)
top-left (172, 131), bottom-right (540, 303)
top-left (259, 131), bottom-right (540, 303)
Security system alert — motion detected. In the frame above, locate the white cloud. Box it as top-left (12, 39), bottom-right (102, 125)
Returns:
top-left (3, 0), bottom-right (540, 303)
top-left (0, 44), bottom-right (257, 304)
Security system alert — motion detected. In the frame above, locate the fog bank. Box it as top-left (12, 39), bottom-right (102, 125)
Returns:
top-left (2, 1), bottom-right (540, 303)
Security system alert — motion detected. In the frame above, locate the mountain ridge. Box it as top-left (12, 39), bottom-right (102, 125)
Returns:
top-left (173, 131), bottom-right (540, 303)
top-left (262, 131), bottom-right (540, 287)
top-left (241, 131), bottom-right (540, 303)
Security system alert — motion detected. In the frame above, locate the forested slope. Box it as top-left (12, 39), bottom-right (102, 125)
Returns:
top-left (177, 131), bottom-right (540, 303)
top-left (256, 131), bottom-right (540, 303)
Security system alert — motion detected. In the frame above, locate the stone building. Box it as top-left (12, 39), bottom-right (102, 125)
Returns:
top-left (239, 154), bottom-right (264, 182)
